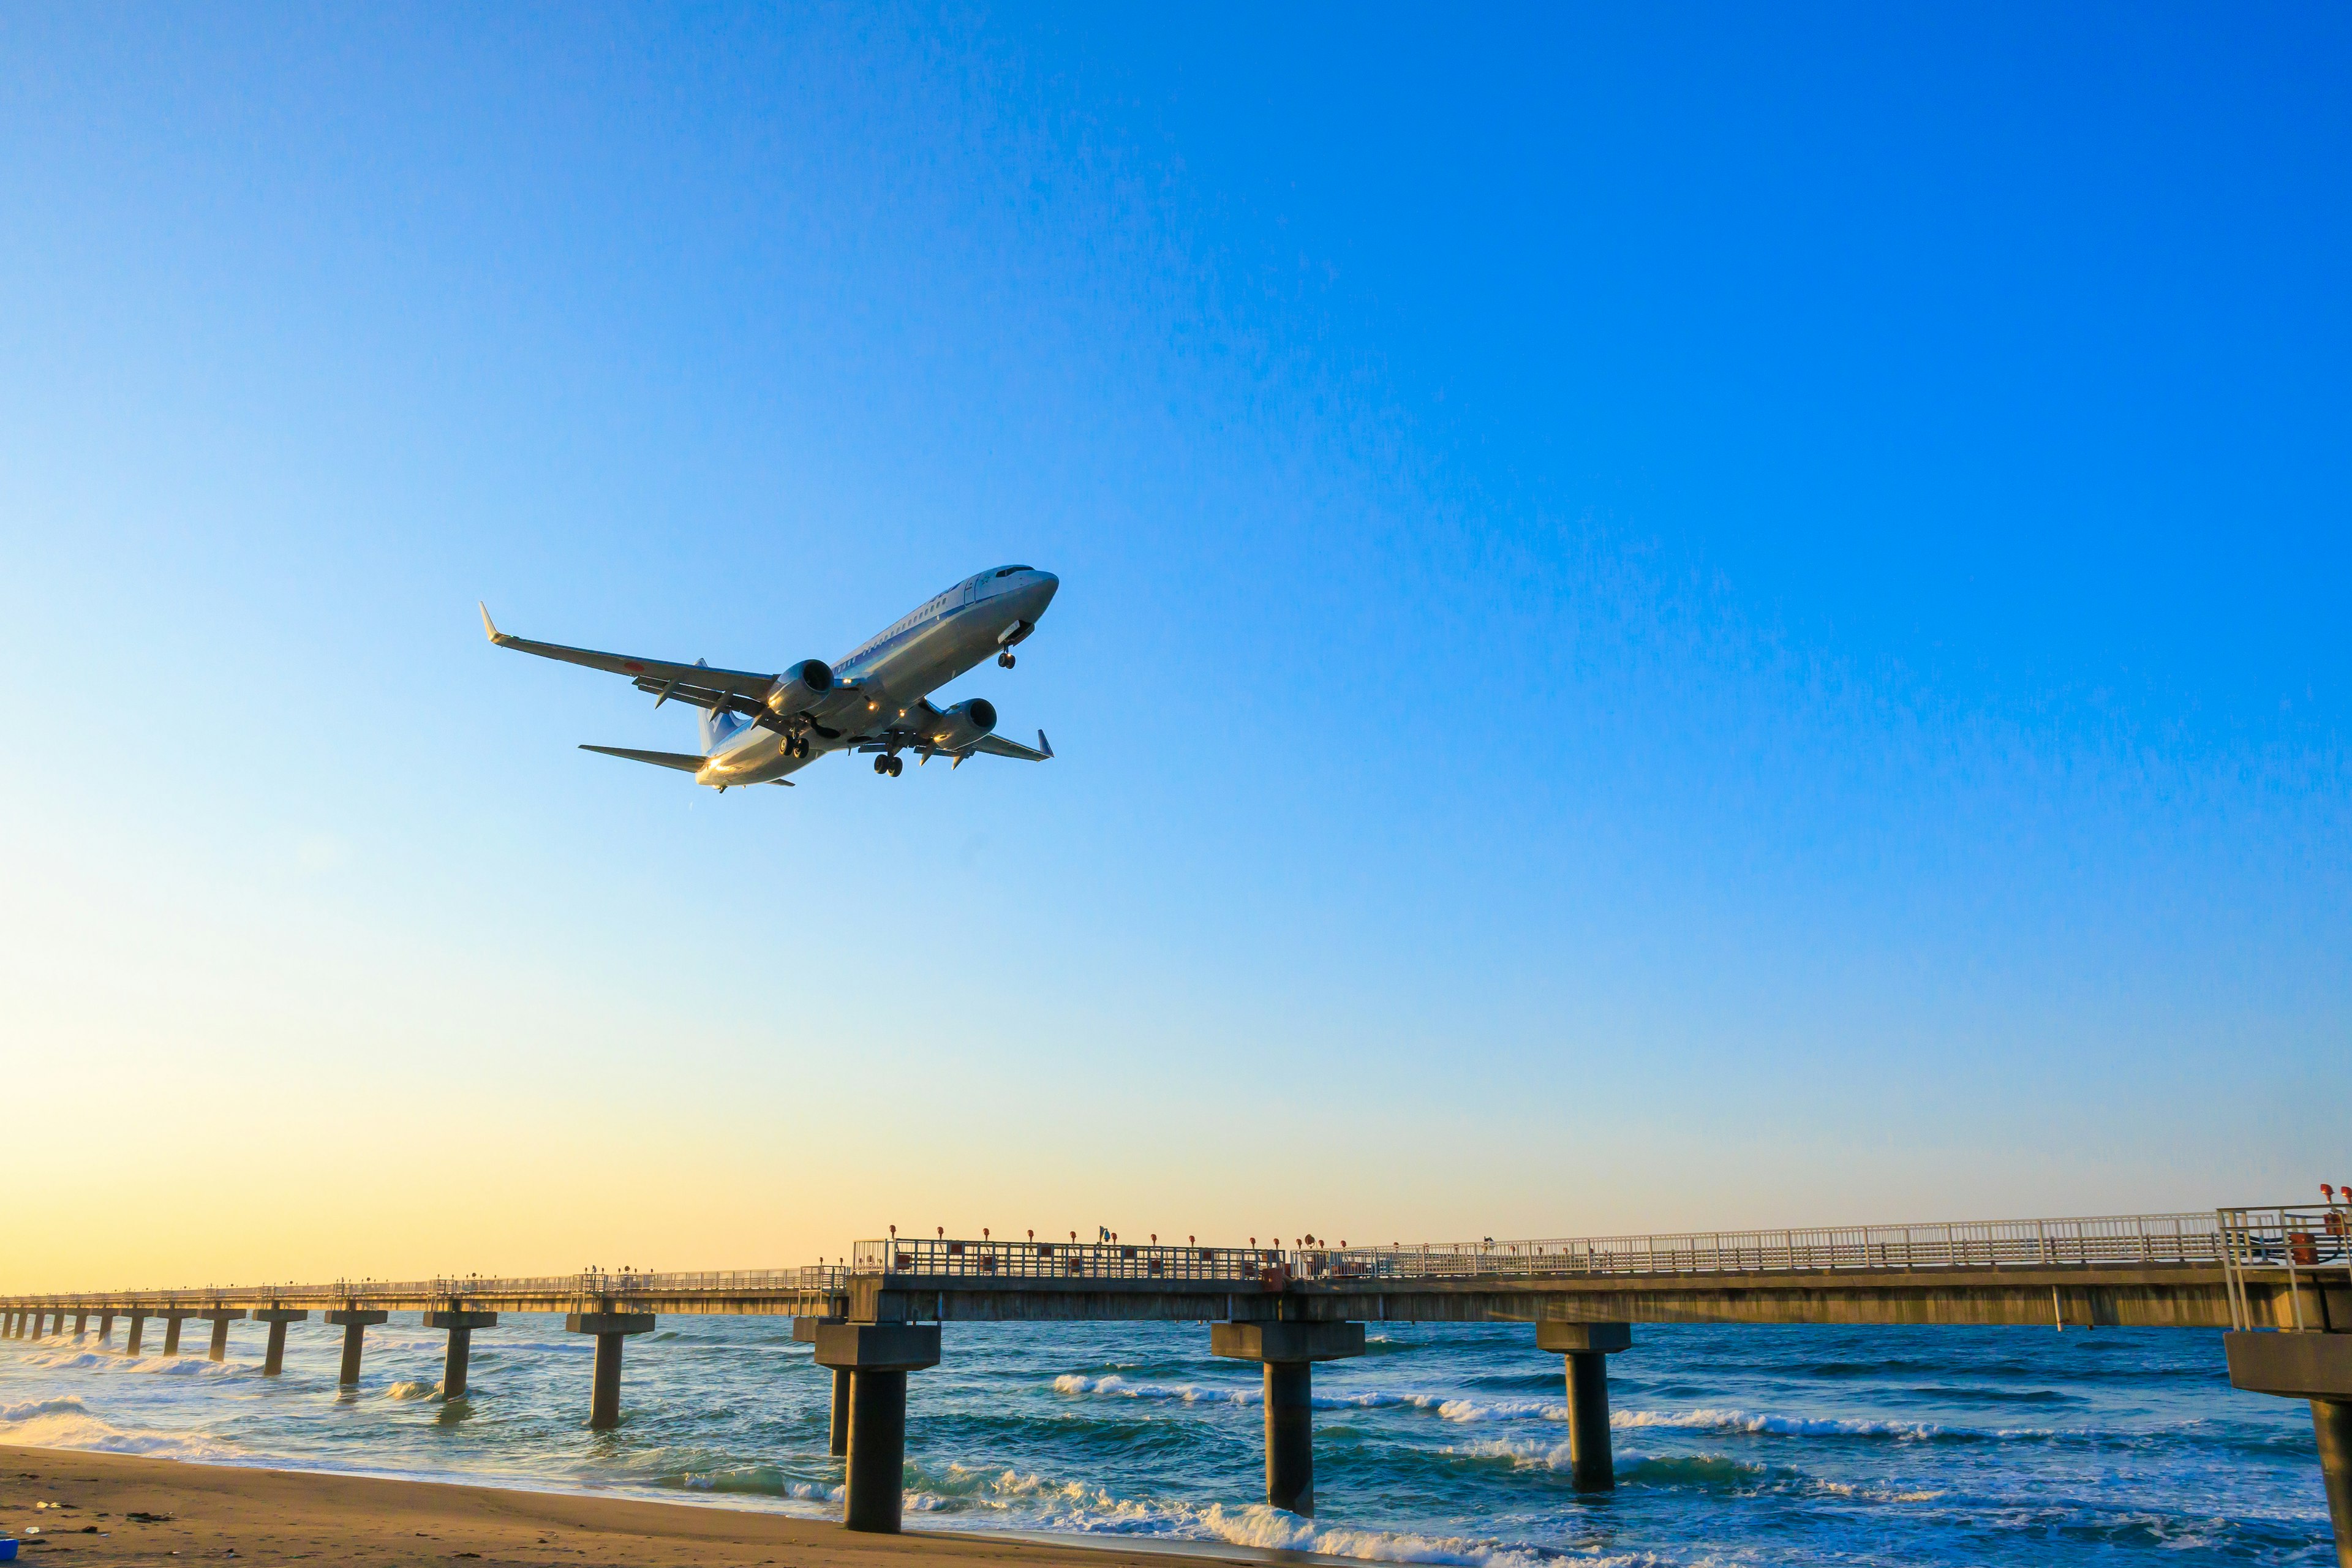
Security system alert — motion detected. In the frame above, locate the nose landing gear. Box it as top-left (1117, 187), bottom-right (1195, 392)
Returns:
top-left (997, 650), bottom-right (1016, 669)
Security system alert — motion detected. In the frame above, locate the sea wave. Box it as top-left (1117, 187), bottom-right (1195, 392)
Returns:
top-left (1053, 1374), bottom-right (1556, 1420)
top-left (1052, 1373), bottom-right (1256, 1405)
top-left (899, 1464), bottom-right (1649, 1567)
top-left (1611, 1405), bottom-right (2046, 1441)
top-left (0, 1395), bottom-right (241, 1461)
top-left (383, 1380), bottom-right (443, 1401)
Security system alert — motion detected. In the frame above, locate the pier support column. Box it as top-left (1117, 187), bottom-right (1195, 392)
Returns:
top-left (2317, 1399), bottom-right (2352, 1568)
top-left (201, 1309), bottom-right (246, 1362)
top-left (565, 1311), bottom-right (655, 1430)
top-left (252, 1309), bottom-right (306, 1376)
top-left (97, 1312), bottom-right (113, 1346)
top-left (159, 1311), bottom-right (192, 1356)
top-left (73, 1313), bottom-right (87, 1339)
top-left (29, 1310), bottom-right (48, 1340)
top-left (793, 1316), bottom-right (852, 1456)
top-left (1210, 1321), bottom-right (1368, 1517)
top-left (813, 1322), bottom-right (941, 1534)
top-left (423, 1310), bottom-right (497, 1400)
top-left (832, 1367), bottom-right (853, 1456)
top-left (325, 1309), bottom-right (389, 1385)
top-left (2226, 1330), bottom-right (2352, 1567)
top-left (1538, 1322), bottom-right (1632, 1494)
top-left (124, 1312), bottom-right (148, 1356)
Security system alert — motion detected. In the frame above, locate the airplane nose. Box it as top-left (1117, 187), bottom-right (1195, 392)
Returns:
top-left (1029, 571), bottom-right (1059, 610)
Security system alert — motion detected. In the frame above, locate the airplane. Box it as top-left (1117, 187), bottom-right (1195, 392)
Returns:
top-left (480, 565), bottom-right (1058, 790)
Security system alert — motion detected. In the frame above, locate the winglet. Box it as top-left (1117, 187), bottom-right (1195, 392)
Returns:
top-left (478, 601), bottom-right (511, 645)
top-left (1038, 729), bottom-right (1053, 759)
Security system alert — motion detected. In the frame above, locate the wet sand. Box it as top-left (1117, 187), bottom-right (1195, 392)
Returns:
top-left (0, 1447), bottom-right (1300, 1567)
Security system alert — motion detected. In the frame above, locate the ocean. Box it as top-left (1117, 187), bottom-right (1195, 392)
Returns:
top-left (0, 1315), bottom-right (2330, 1564)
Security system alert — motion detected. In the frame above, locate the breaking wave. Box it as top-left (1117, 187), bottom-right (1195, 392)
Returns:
top-left (0, 1394), bottom-right (241, 1461)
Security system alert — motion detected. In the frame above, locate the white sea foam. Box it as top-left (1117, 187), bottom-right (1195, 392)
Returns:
top-left (901, 1463), bottom-right (1643, 1567)
top-left (0, 1394), bottom-right (240, 1461)
top-left (1054, 1374), bottom-right (1499, 1417)
top-left (1053, 1373), bottom-right (1256, 1405)
top-left (383, 1380), bottom-right (443, 1400)
top-left (1612, 1405), bottom-right (2048, 1441)
top-left (1430, 1396), bottom-right (1566, 1423)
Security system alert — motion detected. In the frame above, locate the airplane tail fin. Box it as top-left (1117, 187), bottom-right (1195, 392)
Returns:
top-left (690, 659), bottom-right (747, 755)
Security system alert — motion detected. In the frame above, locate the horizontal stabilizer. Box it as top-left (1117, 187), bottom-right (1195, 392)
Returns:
top-left (579, 744), bottom-right (706, 774)
top-left (971, 729), bottom-right (1055, 762)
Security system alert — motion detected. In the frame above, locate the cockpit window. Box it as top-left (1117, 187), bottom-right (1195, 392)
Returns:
top-left (995, 565), bottom-right (1031, 577)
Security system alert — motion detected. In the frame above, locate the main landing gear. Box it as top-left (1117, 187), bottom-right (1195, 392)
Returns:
top-left (873, 753), bottom-right (903, 777)
top-left (997, 650), bottom-right (1016, 669)
top-left (788, 736), bottom-right (810, 760)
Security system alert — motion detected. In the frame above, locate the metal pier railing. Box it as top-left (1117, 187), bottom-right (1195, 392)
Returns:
top-left (850, 1237), bottom-right (1279, 1281)
top-left (2219, 1203), bottom-right (2352, 1330)
top-left (1294, 1212), bottom-right (2226, 1282)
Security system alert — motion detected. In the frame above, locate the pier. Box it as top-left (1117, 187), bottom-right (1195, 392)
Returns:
top-left (6, 1203), bottom-right (2348, 1561)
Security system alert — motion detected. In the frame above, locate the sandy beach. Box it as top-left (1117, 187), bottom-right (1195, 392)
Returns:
top-left (0, 1448), bottom-right (1296, 1568)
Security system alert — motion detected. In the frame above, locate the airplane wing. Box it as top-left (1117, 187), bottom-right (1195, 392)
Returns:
top-left (481, 604), bottom-right (778, 703)
top-left (970, 729), bottom-right (1054, 761)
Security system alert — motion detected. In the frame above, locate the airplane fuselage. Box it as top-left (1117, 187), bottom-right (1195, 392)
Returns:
top-left (696, 565), bottom-right (1058, 786)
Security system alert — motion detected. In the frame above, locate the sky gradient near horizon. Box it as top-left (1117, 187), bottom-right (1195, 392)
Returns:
top-left (3, 5), bottom-right (2347, 1291)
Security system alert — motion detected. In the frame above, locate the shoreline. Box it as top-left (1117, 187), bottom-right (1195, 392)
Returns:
top-left (0, 1446), bottom-right (1366, 1567)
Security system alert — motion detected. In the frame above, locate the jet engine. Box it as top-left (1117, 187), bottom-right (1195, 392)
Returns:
top-left (763, 659), bottom-right (834, 718)
top-left (925, 698), bottom-right (998, 752)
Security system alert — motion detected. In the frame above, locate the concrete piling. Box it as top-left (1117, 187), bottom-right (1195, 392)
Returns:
top-left (812, 1321), bottom-right (942, 1534)
top-left (1537, 1322), bottom-right (1632, 1493)
top-left (423, 1310), bottom-right (498, 1400)
top-left (124, 1311), bottom-right (148, 1357)
top-left (846, 1369), bottom-right (909, 1529)
top-left (29, 1310), bottom-right (47, 1340)
top-left (831, 1368), bottom-right (853, 1456)
top-left (1262, 1359), bottom-right (1315, 1513)
top-left (325, 1309), bottom-right (389, 1385)
top-left (202, 1309), bottom-right (246, 1362)
top-left (97, 1311), bottom-right (113, 1346)
top-left (73, 1312), bottom-right (88, 1338)
top-left (160, 1311), bottom-right (190, 1356)
top-left (254, 1309), bottom-right (307, 1376)
top-left (2316, 1399), bottom-right (2352, 1568)
top-left (565, 1311), bottom-right (655, 1430)
top-left (1210, 1320), bottom-right (1368, 1517)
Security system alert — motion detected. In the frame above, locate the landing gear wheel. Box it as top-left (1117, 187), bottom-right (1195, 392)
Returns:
top-left (998, 650), bottom-right (1017, 669)
top-left (888, 755), bottom-right (904, 777)
top-left (873, 754), bottom-right (890, 775)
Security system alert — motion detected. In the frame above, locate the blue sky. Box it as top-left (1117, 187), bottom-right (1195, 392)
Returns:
top-left (2, 6), bottom-right (2345, 1286)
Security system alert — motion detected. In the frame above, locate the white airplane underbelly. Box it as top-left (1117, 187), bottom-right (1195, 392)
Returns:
top-left (698, 728), bottom-right (799, 785)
